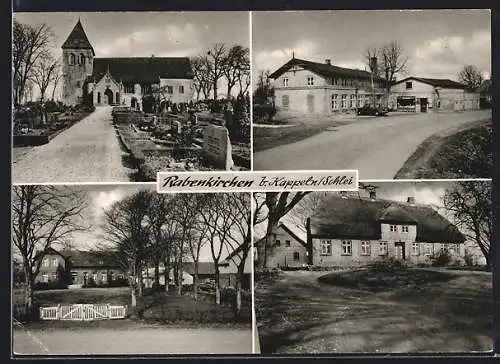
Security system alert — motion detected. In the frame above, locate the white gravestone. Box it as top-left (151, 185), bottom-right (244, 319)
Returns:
top-left (173, 120), bottom-right (182, 134)
top-left (203, 124), bottom-right (234, 170)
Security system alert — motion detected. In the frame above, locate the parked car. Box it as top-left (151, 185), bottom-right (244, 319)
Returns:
top-left (357, 106), bottom-right (389, 116)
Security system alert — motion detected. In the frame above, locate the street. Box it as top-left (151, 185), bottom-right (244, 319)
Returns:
top-left (253, 110), bottom-right (492, 179)
top-left (12, 106), bottom-right (136, 183)
top-left (13, 323), bottom-right (252, 355)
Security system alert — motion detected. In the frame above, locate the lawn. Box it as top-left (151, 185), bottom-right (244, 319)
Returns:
top-left (255, 269), bottom-right (492, 353)
top-left (395, 118), bottom-right (492, 179)
top-left (253, 114), bottom-right (353, 152)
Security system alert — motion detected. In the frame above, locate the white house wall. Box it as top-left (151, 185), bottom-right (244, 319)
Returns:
top-left (265, 225), bottom-right (308, 268)
top-left (159, 78), bottom-right (195, 104)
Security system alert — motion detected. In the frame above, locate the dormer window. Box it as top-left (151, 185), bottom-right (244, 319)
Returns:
top-left (283, 78), bottom-right (289, 87)
top-left (307, 76), bottom-right (314, 86)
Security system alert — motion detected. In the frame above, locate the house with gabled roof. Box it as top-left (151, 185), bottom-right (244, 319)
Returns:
top-left (305, 192), bottom-right (466, 267)
top-left (255, 221), bottom-right (310, 268)
top-left (61, 19), bottom-right (194, 108)
top-left (389, 76), bottom-right (480, 112)
top-left (268, 56), bottom-right (387, 114)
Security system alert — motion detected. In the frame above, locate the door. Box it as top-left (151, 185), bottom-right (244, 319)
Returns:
top-left (395, 242), bottom-right (406, 260)
top-left (420, 98), bottom-right (428, 112)
top-left (307, 95), bottom-right (314, 113)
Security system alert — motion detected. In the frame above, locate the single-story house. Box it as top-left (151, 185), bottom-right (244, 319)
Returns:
top-left (389, 76), bottom-right (480, 112)
top-left (306, 192), bottom-right (466, 267)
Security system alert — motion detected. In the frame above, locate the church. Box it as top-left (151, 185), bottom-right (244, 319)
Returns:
top-left (61, 19), bottom-right (195, 109)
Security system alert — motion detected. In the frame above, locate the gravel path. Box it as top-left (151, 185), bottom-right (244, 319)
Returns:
top-left (253, 110), bottom-right (492, 179)
top-left (12, 106), bottom-right (136, 183)
top-left (13, 325), bottom-right (252, 355)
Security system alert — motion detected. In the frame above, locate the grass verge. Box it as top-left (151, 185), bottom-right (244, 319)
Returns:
top-left (395, 118), bottom-right (492, 179)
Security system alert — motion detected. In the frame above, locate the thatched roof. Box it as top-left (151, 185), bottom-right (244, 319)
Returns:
top-left (309, 195), bottom-right (465, 243)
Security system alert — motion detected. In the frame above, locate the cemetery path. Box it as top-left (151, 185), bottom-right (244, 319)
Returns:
top-left (12, 106), bottom-right (136, 183)
top-left (13, 325), bottom-right (252, 355)
top-left (253, 109), bottom-right (492, 179)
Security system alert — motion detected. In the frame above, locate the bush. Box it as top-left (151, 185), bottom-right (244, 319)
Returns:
top-left (253, 104), bottom-right (277, 122)
top-left (254, 268), bottom-right (282, 282)
top-left (464, 249), bottom-right (475, 266)
top-left (368, 257), bottom-right (408, 272)
top-left (34, 281), bottom-right (67, 291)
top-left (429, 250), bottom-right (452, 267)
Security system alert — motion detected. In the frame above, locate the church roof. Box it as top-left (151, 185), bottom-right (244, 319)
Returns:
top-left (61, 19), bottom-right (95, 56)
top-left (90, 57), bottom-right (193, 84)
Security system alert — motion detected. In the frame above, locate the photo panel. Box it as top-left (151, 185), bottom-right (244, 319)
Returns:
top-left (251, 10), bottom-right (492, 180)
top-left (12, 184), bottom-right (253, 355)
top-left (253, 180), bottom-right (492, 354)
top-left (13, 11), bottom-right (251, 184)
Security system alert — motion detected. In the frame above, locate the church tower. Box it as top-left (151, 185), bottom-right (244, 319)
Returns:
top-left (61, 19), bottom-right (95, 105)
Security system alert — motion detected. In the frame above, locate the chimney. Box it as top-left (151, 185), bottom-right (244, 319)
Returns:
top-left (369, 191), bottom-right (376, 200)
top-left (325, 59), bottom-right (331, 65)
top-left (407, 196), bottom-right (415, 204)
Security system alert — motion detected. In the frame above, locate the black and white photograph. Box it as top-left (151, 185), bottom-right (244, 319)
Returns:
top-left (253, 181), bottom-right (492, 353)
top-left (252, 10), bottom-right (492, 179)
top-left (12, 185), bottom-right (252, 355)
top-left (12, 12), bottom-right (251, 183)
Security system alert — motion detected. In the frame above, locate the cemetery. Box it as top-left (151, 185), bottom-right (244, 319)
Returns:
top-left (113, 98), bottom-right (250, 181)
top-left (13, 102), bottom-right (95, 147)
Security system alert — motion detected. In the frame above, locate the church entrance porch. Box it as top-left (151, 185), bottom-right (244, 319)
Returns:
top-left (105, 88), bottom-right (114, 105)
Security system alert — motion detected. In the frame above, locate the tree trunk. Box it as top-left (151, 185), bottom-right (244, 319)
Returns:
top-left (214, 268), bottom-right (221, 305)
top-left (164, 257), bottom-right (170, 292)
top-left (130, 286), bottom-right (137, 308)
top-left (137, 272), bottom-right (143, 297)
top-left (193, 261), bottom-right (199, 301)
top-left (213, 81), bottom-right (218, 101)
top-left (154, 260), bottom-right (160, 289)
top-left (263, 220), bottom-right (279, 268)
top-left (24, 279), bottom-right (34, 314)
top-left (177, 260), bottom-right (183, 296)
top-left (234, 277), bottom-right (242, 317)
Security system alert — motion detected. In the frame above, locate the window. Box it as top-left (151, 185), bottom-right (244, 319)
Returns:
top-left (52, 258), bottom-right (58, 267)
top-left (282, 95), bottom-right (290, 108)
top-left (80, 54), bottom-right (85, 65)
top-left (341, 94), bottom-right (347, 109)
top-left (402, 226), bottom-right (409, 233)
top-left (439, 244), bottom-right (446, 253)
top-left (406, 81), bottom-right (413, 90)
top-left (331, 94), bottom-right (339, 110)
top-left (379, 242), bottom-right (388, 255)
top-left (307, 76), bottom-right (314, 86)
top-left (350, 94), bottom-right (356, 108)
top-left (69, 53), bottom-right (76, 65)
top-left (321, 240), bottom-right (332, 255)
top-left (412, 243), bottom-right (420, 255)
top-left (285, 240), bottom-right (291, 247)
top-left (51, 272), bottom-right (57, 281)
top-left (449, 244), bottom-right (457, 254)
top-left (390, 225), bottom-right (397, 232)
top-left (361, 241), bottom-right (371, 256)
top-left (178, 85), bottom-right (184, 94)
top-left (93, 273), bottom-right (98, 282)
top-left (42, 274), bottom-right (49, 283)
top-left (43, 259), bottom-right (49, 267)
top-left (358, 95), bottom-right (364, 107)
top-left (275, 239), bottom-right (281, 247)
top-left (283, 78), bottom-right (289, 87)
top-left (342, 240), bottom-right (352, 255)
top-left (101, 273), bottom-right (107, 282)
top-left (166, 86), bottom-right (173, 94)
top-left (425, 243), bottom-right (433, 256)
top-left (293, 252), bottom-right (300, 261)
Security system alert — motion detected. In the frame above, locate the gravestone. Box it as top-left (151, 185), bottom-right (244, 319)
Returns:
top-left (173, 120), bottom-right (182, 134)
top-left (202, 124), bottom-right (234, 170)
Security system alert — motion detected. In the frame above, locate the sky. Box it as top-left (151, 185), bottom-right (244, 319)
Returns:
top-left (253, 10), bottom-right (491, 85)
top-left (61, 184), bottom-right (242, 262)
top-left (13, 12), bottom-right (250, 100)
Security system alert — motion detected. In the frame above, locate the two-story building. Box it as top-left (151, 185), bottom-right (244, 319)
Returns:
top-left (389, 76), bottom-right (480, 113)
top-left (268, 56), bottom-right (387, 114)
top-left (62, 19), bottom-right (195, 109)
top-left (305, 192), bottom-right (466, 267)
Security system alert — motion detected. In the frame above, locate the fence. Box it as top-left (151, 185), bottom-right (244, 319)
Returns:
top-left (39, 304), bottom-right (127, 321)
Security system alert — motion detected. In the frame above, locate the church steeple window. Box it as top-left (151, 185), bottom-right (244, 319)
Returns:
top-left (80, 54), bottom-right (85, 65)
top-left (69, 53), bottom-right (76, 65)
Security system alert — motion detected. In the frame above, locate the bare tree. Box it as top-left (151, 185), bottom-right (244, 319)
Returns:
top-left (223, 45), bottom-right (250, 97)
top-left (206, 43), bottom-right (227, 100)
top-left (187, 215), bottom-right (209, 301)
top-left (443, 181), bottom-right (492, 266)
top-left (102, 190), bottom-right (152, 307)
top-left (287, 192), bottom-right (329, 231)
top-left (13, 19), bottom-right (53, 106)
top-left (11, 186), bottom-right (87, 313)
top-left (191, 55), bottom-right (212, 101)
top-left (364, 46), bottom-right (380, 76)
top-left (51, 63), bottom-right (61, 101)
top-left (380, 41), bottom-right (408, 91)
top-left (458, 65), bottom-right (484, 92)
top-left (32, 54), bottom-right (59, 102)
